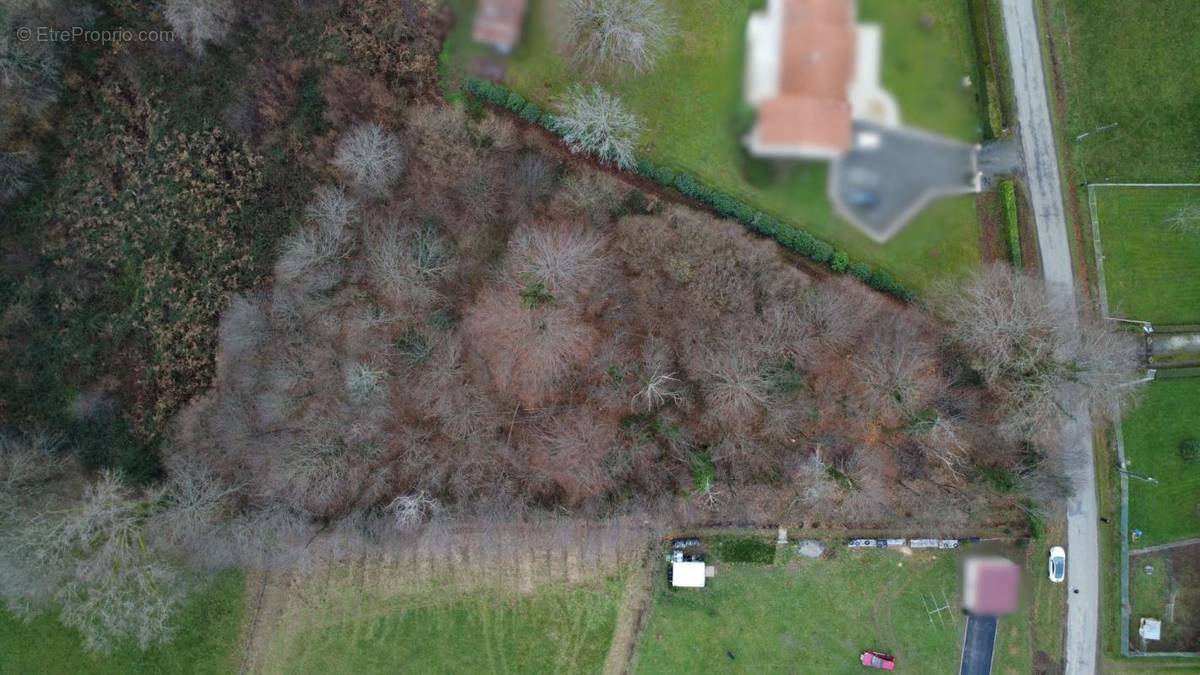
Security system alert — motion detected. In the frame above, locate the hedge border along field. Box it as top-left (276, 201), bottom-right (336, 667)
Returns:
top-left (1000, 180), bottom-right (1022, 267)
top-left (464, 77), bottom-right (916, 303)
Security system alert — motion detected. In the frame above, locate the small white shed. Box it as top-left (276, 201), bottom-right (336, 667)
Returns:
top-left (1139, 618), bottom-right (1161, 641)
top-left (671, 561), bottom-right (707, 588)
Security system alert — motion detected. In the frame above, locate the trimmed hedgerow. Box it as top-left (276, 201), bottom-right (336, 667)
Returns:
top-left (519, 101), bottom-right (542, 123)
top-left (848, 262), bottom-right (872, 282)
top-left (505, 91), bottom-right (526, 112)
top-left (462, 76), bottom-right (915, 303)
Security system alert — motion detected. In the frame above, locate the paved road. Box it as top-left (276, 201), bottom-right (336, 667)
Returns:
top-left (1000, 1), bottom-right (1099, 673)
top-left (959, 616), bottom-right (998, 675)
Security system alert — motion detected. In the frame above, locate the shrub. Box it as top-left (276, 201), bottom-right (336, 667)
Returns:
top-left (867, 269), bottom-right (899, 294)
top-left (555, 85), bottom-right (641, 169)
top-left (732, 203), bottom-right (757, 226)
top-left (505, 91), bottom-right (526, 112)
top-left (613, 190), bottom-right (651, 218)
top-left (652, 165), bottom-right (675, 186)
top-left (808, 238), bottom-right (834, 264)
top-left (539, 113), bottom-right (560, 133)
top-left (635, 159), bottom-right (658, 179)
top-left (709, 191), bottom-right (739, 217)
top-left (750, 213), bottom-right (779, 237)
top-left (519, 101), bottom-right (542, 123)
top-left (465, 77), bottom-right (510, 107)
top-left (831, 251), bottom-right (850, 273)
top-left (848, 262), bottom-right (872, 282)
top-left (1181, 439), bottom-right (1200, 463)
top-left (560, 0), bottom-right (677, 76)
top-left (673, 173), bottom-right (709, 201)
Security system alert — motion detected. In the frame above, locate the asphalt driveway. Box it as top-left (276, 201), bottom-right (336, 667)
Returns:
top-left (959, 615), bottom-right (998, 675)
top-left (830, 121), bottom-right (979, 242)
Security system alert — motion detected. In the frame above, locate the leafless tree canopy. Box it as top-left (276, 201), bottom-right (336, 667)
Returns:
top-left (163, 0), bottom-right (236, 56)
top-left (333, 122), bottom-right (407, 197)
top-left (1165, 202), bottom-right (1200, 235)
top-left (560, 0), bottom-right (676, 76)
top-left (4, 105), bottom-right (1111, 651)
top-left (555, 86), bottom-right (641, 169)
top-left (934, 264), bottom-right (1142, 441)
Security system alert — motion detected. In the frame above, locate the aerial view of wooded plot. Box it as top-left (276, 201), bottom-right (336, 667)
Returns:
top-left (0, 0), bottom-right (1151, 672)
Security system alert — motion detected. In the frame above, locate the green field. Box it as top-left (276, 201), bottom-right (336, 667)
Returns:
top-left (1094, 186), bottom-right (1200, 326)
top-left (1123, 379), bottom-right (1200, 548)
top-left (265, 577), bottom-right (624, 674)
top-left (1047, 1), bottom-right (1200, 182)
top-left (0, 571), bottom-right (246, 675)
top-left (1128, 546), bottom-right (1200, 653)
top-left (634, 548), bottom-right (984, 674)
top-left (447, 0), bottom-right (986, 290)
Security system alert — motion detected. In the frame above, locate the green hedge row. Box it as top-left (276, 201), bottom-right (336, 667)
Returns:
top-left (1000, 180), bottom-right (1022, 268)
top-left (463, 77), bottom-right (914, 302)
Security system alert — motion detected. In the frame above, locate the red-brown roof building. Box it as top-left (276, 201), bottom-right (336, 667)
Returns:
top-left (744, 0), bottom-right (859, 158)
top-left (472, 0), bottom-right (528, 54)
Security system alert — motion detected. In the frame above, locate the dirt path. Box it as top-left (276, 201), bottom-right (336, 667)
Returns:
top-left (602, 546), bottom-right (657, 675)
top-left (237, 567), bottom-right (294, 675)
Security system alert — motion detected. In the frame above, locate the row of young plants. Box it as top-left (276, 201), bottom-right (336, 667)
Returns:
top-left (463, 77), bottom-right (915, 302)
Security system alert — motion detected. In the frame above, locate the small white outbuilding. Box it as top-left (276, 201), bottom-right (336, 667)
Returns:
top-left (1139, 618), bottom-right (1161, 642)
top-left (671, 561), bottom-right (707, 588)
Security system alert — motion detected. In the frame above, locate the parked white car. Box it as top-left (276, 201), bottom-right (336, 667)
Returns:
top-left (1048, 546), bottom-right (1066, 583)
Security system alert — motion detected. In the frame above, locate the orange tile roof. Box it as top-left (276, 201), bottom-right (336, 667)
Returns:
top-left (756, 96), bottom-right (853, 152)
top-left (756, 0), bottom-right (857, 154)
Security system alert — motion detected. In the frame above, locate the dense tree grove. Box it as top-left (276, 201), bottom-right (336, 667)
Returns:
top-left (0, 0), bottom-right (1143, 655)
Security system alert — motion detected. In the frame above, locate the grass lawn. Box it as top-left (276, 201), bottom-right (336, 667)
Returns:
top-left (449, 0), bottom-right (986, 291)
top-left (1128, 545), bottom-right (1200, 653)
top-left (634, 547), bottom-right (996, 674)
top-left (1122, 379), bottom-right (1200, 548)
top-left (0, 570), bottom-right (246, 675)
top-left (1093, 186), bottom-right (1200, 326)
top-left (1047, 0), bottom-right (1200, 183)
top-left (264, 576), bottom-right (624, 674)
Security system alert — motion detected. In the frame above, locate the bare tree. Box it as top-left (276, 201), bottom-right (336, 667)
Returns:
top-left (560, 0), bottom-right (676, 76)
top-left (275, 186), bottom-right (358, 287)
top-left (1165, 202), bottom-right (1200, 235)
top-left (0, 151), bottom-right (33, 203)
top-left (383, 492), bottom-right (438, 531)
top-left (333, 122), bottom-right (407, 197)
top-left (163, 0), bottom-right (236, 56)
top-left (701, 347), bottom-right (769, 429)
top-left (510, 224), bottom-right (609, 297)
top-left (555, 86), bottom-right (641, 169)
top-left (632, 369), bottom-right (681, 411)
top-left (1, 472), bottom-right (191, 652)
top-left (148, 458), bottom-right (240, 570)
top-left (935, 264), bottom-right (1141, 440)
